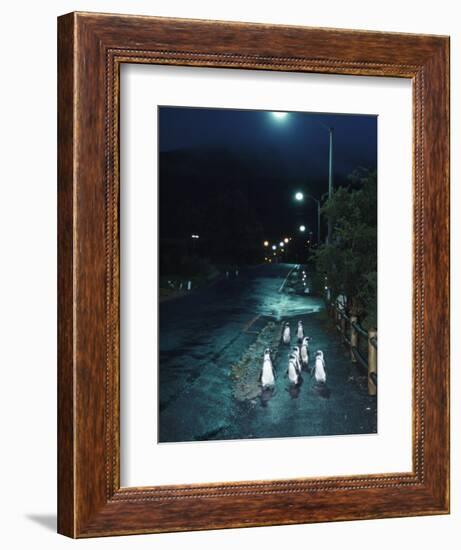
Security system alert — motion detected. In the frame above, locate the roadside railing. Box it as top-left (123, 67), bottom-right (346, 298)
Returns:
top-left (327, 301), bottom-right (377, 396)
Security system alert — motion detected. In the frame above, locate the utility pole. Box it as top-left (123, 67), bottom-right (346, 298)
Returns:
top-left (327, 126), bottom-right (334, 245)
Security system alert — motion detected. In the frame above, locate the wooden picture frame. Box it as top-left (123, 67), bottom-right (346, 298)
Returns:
top-left (57, 12), bottom-right (450, 538)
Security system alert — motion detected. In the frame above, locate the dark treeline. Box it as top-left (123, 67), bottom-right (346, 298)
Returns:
top-left (313, 168), bottom-right (377, 328)
top-left (159, 146), bottom-right (356, 275)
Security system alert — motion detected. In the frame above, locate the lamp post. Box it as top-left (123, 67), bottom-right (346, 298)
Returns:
top-left (294, 192), bottom-right (321, 244)
top-left (272, 112), bottom-right (334, 243)
top-left (321, 125), bottom-right (334, 244)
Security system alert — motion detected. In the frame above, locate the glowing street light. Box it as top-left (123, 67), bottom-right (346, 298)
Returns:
top-left (279, 241), bottom-right (284, 247)
top-left (191, 234), bottom-right (200, 239)
top-left (284, 237), bottom-right (289, 243)
top-left (272, 244), bottom-right (277, 250)
top-left (299, 225), bottom-right (306, 232)
top-left (263, 240), bottom-right (269, 247)
top-left (271, 111), bottom-right (288, 120)
top-left (295, 191), bottom-right (304, 201)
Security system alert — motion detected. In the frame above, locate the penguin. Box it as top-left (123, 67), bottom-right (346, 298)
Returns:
top-left (291, 346), bottom-right (302, 373)
top-left (260, 348), bottom-right (276, 388)
top-left (297, 320), bottom-right (304, 343)
top-left (286, 357), bottom-right (299, 385)
top-left (313, 350), bottom-right (327, 384)
top-left (288, 352), bottom-right (299, 373)
top-left (300, 336), bottom-right (310, 369)
top-left (282, 322), bottom-right (291, 345)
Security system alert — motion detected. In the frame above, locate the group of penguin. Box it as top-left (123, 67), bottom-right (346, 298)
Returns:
top-left (259, 320), bottom-right (327, 390)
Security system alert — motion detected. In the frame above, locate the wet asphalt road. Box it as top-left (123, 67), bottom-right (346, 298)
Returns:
top-left (158, 263), bottom-right (377, 443)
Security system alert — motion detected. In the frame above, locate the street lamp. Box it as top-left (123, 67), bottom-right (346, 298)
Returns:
top-left (271, 111), bottom-right (288, 120)
top-left (263, 240), bottom-right (269, 247)
top-left (299, 225), bottom-right (306, 232)
top-left (279, 241), bottom-right (284, 247)
top-left (284, 237), bottom-right (289, 243)
top-left (320, 124), bottom-right (334, 244)
top-left (272, 244), bottom-right (277, 250)
top-left (294, 191), bottom-right (321, 244)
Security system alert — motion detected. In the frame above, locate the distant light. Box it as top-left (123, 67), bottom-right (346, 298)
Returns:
top-left (279, 241), bottom-right (284, 247)
top-left (284, 237), bottom-right (289, 243)
top-left (324, 286), bottom-right (328, 290)
top-left (191, 234), bottom-right (200, 239)
top-left (263, 240), bottom-right (269, 247)
top-left (295, 192), bottom-right (304, 201)
top-left (272, 111), bottom-right (288, 120)
top-left (272, 245), bottom-right (277, 250)
top-left (299, 225), bottom-right (306, 232)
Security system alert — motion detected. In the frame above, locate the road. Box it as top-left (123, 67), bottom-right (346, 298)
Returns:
top-left (158, 263), bottom-right (377, 443)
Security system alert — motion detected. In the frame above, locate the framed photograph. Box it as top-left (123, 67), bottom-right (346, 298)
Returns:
top-left (58, 12), bottom-right (450, 537)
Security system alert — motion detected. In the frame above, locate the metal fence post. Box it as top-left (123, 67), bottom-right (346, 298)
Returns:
top-left (350, 315), bottom-right (358, 362)
top-left (368, 329), bottom-right (377, 396)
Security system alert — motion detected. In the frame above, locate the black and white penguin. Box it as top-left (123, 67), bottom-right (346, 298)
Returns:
top-left (297, 320), bottom-right (304, 343)
top-left (300, 336), bottom-right (310, 369)
top-left (282, 322), bottom-right (291, 345)
top-left (291, 346), bottom-right (302, 373)
top-left (313, 350), bottom-right (327, 384)
top-left (260, 348), bottom-right (276, 388)
top-left (286, 357), bottom-right (299, 385)
top-left (288, 352), bottom-right (298, 372)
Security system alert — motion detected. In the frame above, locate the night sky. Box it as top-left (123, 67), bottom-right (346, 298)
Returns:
top-left (159, 107), bottom-right (376, 180)
top-left (158, 106), bottom-right (377, 268)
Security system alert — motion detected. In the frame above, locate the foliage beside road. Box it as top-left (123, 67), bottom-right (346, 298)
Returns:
top-left (314, 168), bottom-right (377, 328)
top-left (159, 254), bottom-right (219, 300)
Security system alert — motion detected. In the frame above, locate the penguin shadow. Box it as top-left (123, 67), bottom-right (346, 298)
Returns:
top-left (285, 376), bottom-right (303, 399)
top-left (260, 386), bottom-right (276, 407)
top-left (312, 381), bottom-right (331, 399)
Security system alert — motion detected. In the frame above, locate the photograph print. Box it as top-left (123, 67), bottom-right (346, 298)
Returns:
top-left (158, 106), bottom-right (377, 444)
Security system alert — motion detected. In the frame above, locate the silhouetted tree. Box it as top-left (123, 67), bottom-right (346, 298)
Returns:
top-left (314, 168), bottom-right (377, 327)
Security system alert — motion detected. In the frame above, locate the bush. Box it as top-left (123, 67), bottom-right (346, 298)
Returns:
top-left (314, 168), bottom-right (377, 325)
